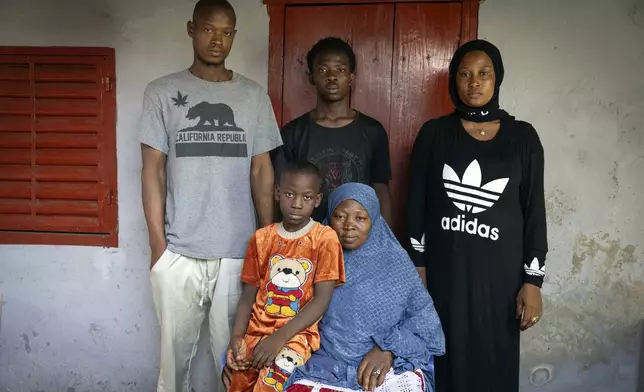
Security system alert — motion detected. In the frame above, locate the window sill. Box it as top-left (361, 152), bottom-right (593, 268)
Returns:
top-left (0, 231), bottom-right (118, 247)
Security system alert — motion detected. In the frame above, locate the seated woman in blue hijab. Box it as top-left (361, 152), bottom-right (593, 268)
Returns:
top-left (286, 183), bottom-right (445, 392)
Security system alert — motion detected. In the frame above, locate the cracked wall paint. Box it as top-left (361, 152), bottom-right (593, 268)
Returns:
top-left (545, 188), bottom-right (577, 227)
top-left (535, 232), bottom-right (642, 366)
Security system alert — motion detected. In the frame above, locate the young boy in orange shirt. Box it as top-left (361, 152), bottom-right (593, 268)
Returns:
top-left (227, 161), bottom-right (345, 392)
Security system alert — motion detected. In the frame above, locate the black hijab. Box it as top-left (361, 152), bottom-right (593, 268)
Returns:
top-left (449, 39), bottom-right (505, 123)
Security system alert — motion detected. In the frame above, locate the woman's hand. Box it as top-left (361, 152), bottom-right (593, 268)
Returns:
top-left (516, 283), bottom-right (542, 331)
top-left (357, 346), bottom-right (393, 391)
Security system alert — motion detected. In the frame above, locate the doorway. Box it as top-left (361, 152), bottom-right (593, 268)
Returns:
top-left (265, 0), bottom-right (478, 233)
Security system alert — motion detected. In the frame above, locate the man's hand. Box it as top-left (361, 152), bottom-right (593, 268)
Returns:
top-left (149, 240), bottom-right (167, 270)
top-left (141, 144), bottom-right (167, 270)
top-left (517, 283), bottom-right (543, 331)
top-left (372, 183), bottom-right (393, 228)
top-left (357, 346), bottom-right (393, 391)
top-left (252, 333), bottom-right (287, 370)
top-left (250, 152), bottom-right (275, 227)
top-left (226, 336), bottom-right (250, 371)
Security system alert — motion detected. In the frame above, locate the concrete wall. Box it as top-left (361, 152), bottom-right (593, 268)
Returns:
top-left (0, 0), bottom-right (270, 391)
top-left (479, 0), bottom-right (644, 391)
top-left (0, 0), bottom-right (642, 391)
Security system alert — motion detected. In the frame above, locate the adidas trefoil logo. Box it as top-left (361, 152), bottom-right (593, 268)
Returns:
top-left (443, 160), bottom-right (509, 214)
top-left (441, 159), bottom-right (509, 241)
top-left (410, 234), bottom-right (425, 253)
top-left (524, 257), bottom-right (545, 277)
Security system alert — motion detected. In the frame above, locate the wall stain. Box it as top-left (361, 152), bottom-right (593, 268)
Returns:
top-left (522, 232), bottom-right (643, 369)
top-left (628, 1), bottom-right (644, 28)
top-left (88, 323), bottom-right (100, 335)
top-left (21, 333), bottom-right (32, 353)
top-left (571, 232), bottom-right (636, 275)
top-left (530, 364), bottom-right (554, 386)
top-left (88, 323), bottom-right (107, 346)
top-left (577, 150), bottom-right (587, 164)
top-left (121, 381), bottom-right (137, 390)
top-left (610, 161), bottom-right (619, 199)
top-left (545, 188), bottom-right (576, 226)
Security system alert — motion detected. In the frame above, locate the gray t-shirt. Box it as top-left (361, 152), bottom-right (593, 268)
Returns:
top-left (139, 70), bottom-right (282, 259)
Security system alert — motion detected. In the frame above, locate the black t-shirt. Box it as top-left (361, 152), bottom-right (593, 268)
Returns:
top-left (273, 111), bottom-right (391, 222)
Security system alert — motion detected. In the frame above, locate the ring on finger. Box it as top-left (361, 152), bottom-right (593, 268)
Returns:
top-left (372, 369), bottom-right (382, 377)
top-left (530, 316), bottom-right (540, 324)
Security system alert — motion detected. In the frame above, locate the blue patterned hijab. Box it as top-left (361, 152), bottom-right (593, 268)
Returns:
top-left (288, 183), bottom-right (445, 391)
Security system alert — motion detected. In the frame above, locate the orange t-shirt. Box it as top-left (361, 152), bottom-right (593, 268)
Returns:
top-left (241, 221), bottom-right (345, 350)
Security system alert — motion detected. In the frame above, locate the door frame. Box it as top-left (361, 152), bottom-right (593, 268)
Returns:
top-left (263, 0), bottom-right (479, 126)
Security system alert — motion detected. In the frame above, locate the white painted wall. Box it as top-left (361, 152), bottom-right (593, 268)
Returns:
top-left (480, 0), bottom-right (644, 391)
top-left (0, 0), bottom-right (269, 391)
top-left (0, 0), bottom-right (643, 391)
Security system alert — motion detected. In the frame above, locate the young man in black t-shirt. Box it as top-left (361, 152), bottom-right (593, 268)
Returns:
top-left (273, 37), bottom-right (393, 224)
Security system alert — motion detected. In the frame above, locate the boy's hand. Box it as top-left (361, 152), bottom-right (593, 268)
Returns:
top-left (252, 333), bottom-right (287, 369)
top-left (226, 336), bottom-right (250, 370)
top-left (221, 365), bottom-right (232, 390)
top-left (228, 284), bottom-right (259, 370)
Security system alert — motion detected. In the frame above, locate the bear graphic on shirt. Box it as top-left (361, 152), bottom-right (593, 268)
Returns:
top-left (173, 96), bottom-right (248, 158)
top-left (263, 347), bottom-right (304, 392)
top-left (186, 101), bottom-right (239, 128)
top-left (265, 254), bottom-right (312, 318)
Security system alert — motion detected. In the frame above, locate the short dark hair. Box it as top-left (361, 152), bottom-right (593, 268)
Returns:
top-left (306, 37), bottom-right (356, 73)
top-left (192, 0), bottom-right (236, 25)
top-left (280, 161), bottom-right (323, 191)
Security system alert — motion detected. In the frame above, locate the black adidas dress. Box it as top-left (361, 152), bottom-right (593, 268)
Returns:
top-left (404, 114), bottom-right (548, 392)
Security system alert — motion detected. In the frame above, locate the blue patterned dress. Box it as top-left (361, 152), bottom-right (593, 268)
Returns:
top-left (286, 183), bottom-right (445, 391)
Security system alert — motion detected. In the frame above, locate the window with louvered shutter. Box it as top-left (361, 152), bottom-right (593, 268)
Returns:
top-left (0, 47), bottom-right (117, 247)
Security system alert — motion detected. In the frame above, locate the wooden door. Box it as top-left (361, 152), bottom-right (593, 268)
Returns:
top-left (268, 0), bottom-right (476, 234)
top-left (388, 3), bottom-right (462, 232)
top-left (282, 4), bottom-right (394, 127)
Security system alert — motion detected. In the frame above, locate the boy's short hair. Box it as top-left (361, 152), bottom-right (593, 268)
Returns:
top-left (280, 161), bottom-right (323, 191)
top-left (193, 0), bottom-right (236, 24)
top-left (306, 37), bottom-right (357, 74)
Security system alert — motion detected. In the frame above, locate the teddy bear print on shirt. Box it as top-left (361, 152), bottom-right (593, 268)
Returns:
top-left (263, 346), bottom-right (304, 392)
top-left (265, 254), bottom-right (312, 317)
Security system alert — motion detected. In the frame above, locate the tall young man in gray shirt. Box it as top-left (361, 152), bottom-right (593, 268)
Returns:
top-left (139, 1), bottom-right (282, 391)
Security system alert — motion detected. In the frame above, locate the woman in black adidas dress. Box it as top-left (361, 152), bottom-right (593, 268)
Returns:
top-left (404, 40), bottom-right (548, 392)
